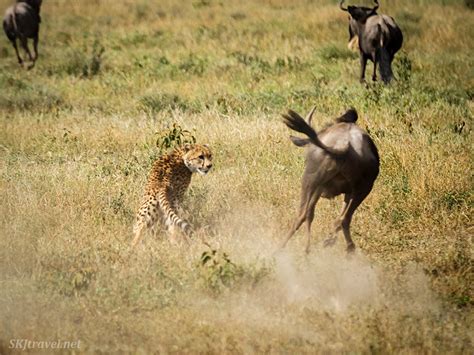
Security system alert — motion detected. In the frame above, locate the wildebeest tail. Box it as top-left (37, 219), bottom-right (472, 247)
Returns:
top-left (376, 24), bottom-right (393, 84)
top-left (282, 110), bottom-right (346, 156)
top-left (378, 47), bottom-right (393, 84)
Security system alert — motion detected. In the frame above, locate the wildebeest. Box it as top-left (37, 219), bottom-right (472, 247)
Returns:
top-left (340, 0), bottom-right (403, 84)
top-left (281, 106), bottom-right (379, 253)
top-left (3, 0), bottom-right (42, 68)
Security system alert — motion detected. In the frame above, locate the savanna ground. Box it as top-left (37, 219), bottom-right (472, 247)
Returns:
top-left (0, 0), bottom-right (473, 353)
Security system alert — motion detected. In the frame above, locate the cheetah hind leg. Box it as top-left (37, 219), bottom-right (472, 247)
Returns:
top-left (131, 222), bottom-right (145, 247)
top-left (131, 201), bottom-right (160, 247)
top-left (131, 219), bottom-right (162, 247)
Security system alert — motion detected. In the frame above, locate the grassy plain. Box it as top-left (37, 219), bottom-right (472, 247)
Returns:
top-left (0, 0), bottom-right (472, 353)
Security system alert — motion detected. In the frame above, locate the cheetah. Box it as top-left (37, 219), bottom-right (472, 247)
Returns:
top-left (131, 143), bottom-right (213, 247)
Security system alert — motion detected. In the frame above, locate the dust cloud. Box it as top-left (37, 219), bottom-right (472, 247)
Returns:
top-left (191, 202), bottom-right (440, 335)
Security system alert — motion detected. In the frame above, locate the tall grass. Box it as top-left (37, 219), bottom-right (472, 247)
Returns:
top-left (0, 0), bottom-right (472, 353)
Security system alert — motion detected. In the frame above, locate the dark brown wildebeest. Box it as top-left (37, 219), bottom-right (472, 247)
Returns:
top-left (3, 0), bottom-right (42, 68)
top-left (340, 0), bottom-right (403, 84)
top-left (281, 106), bottom-right (379, 253)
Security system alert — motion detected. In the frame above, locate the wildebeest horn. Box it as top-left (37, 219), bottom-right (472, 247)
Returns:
top-left (339, 0), bottom-right (348, 11)
top-left (305, 106), bottom-right (317, 126)
top-left (372, 0), bottom-right (379, 11)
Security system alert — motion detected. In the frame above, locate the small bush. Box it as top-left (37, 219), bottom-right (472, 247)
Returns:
top-left (155, 123), bottom-right (197, 153)
top-left (199, 249), bottom-right (241, 292)
top-left (197, 249), bottom-right (270, 294)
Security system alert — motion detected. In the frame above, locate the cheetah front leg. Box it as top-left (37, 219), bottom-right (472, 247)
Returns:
top-left (132, 189), bottom-right (192, 246)
top-left (159, 189), bottom-right (193, 239)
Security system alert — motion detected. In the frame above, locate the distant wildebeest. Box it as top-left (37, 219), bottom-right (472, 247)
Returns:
top-left (340, 0), bottom-right (403, 84)
top-left (281, 106), bottom-right (379, 253)
top-left (3, 0), bottom-right (42, 68)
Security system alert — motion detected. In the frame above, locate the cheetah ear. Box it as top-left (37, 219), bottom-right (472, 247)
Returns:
top-left (203, 144), bottom-right (209, 148)
top-left (183, 143), bottom-right (192, 152)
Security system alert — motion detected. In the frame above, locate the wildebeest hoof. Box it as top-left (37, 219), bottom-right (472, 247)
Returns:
top-left (323, 237), bottom-right (337, 248)
top-left (346, 244), bottom-right (356, 253)
top-left (280, 240), bottom-right (289, 250)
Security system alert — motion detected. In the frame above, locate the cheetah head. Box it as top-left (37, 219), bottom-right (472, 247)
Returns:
top-left (182, 144), bottom-right (213, 175)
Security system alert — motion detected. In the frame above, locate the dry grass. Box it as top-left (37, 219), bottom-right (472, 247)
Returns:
top-left (0, 0), bottom-right (472, 353)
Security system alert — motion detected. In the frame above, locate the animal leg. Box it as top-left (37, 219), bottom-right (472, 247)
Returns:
top-left (131, 223), bottom-right (145, 248)
top-left (281, 209), bottom-right (306, 249)
top-left (10, 39), bottom-right (23, 65)
top-left (19, 35), bottom-right (33, 63)
top-left (281, 189), bottom-right (312, 249)
top-left (323, 194), bottom-right (352, 248)
top-left (131, 198), bottom-right (160, 247)
top-left (304, 190), bottom-right (321, 254)
top-left (372, 57), bottom-right (377, 81)
top-left (171, 198), bottom-right (192, 245)
top-left (33, 35), bottom-right (39, 61)
top-left (359, 54), bottom-right (367, 83)
top-left (166, 216), bottom-right (191, 245)
top-left (159, 190), bottom-right (193, 240)
top-left (340, 187), bottom-right (372, 252)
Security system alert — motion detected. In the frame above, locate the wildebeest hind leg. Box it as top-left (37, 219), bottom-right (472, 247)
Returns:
top-left (324, 193), bottom-right (352, 247)
top-left (19, 35), bottom-right (33, 62)
top-left (359, 55), bottom-right (367, 83)
top-left (281, 190), bottom-right (313, 249)
top-left (33, 35), bottom-right (39, 61)
top-left (340, 187), bottom-right (372, 252)
top-left (10, 38), bottom-right (23, 65)
top-left (372, 58), bottom-right (377, 81)
top-left (304, 190), bottom-right (321, 254)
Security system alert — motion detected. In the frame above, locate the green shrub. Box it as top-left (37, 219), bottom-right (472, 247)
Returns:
top-left (155, 123), bottom-right (197, 153)
top-left (198, 249), bottom-right (270, 294)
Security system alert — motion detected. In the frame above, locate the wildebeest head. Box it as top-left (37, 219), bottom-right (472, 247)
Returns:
top-left (340, 0), bottom-right (379, 21)
top-left (340, 0), bottom-right (379, 43)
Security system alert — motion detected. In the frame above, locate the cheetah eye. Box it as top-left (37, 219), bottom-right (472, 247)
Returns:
top-left (198, 154), bottom-right (204, 160)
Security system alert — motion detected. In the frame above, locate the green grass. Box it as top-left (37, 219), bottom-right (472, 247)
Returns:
top-left (0, 0), bottom-right (472, 353)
